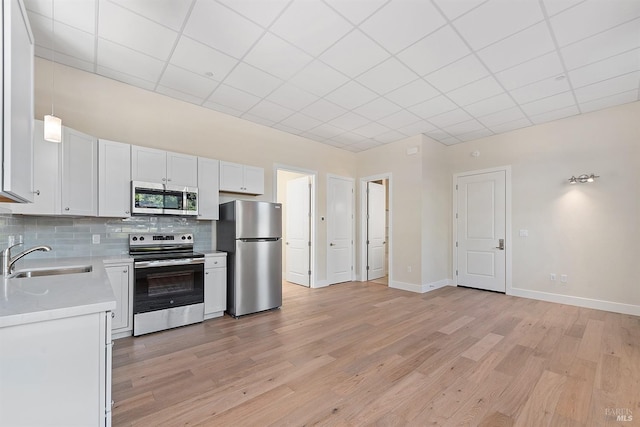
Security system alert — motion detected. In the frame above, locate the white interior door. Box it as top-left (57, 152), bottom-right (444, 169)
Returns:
top-left (367, 182), bottom-right (386, 281)
top-left (286, 176), bottom-right (310, 287)
top-left (457, 171), bottom-right (506, 292)
top-left (327, 176), bottom-right (353, 285)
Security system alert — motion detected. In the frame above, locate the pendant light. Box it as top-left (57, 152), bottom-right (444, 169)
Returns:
top-left (44, 0), bottom-right (62, 143)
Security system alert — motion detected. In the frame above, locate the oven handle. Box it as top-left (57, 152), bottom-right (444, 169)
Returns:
top-left (134, 258), bottom-right (205, 269)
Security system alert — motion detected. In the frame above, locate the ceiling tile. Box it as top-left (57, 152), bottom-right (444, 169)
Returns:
top-left (320, 30), bottom-right (389, 78)
top-left (306, 123), bottom-right (345, 139)
top-left (207, 84), bottom-right (261, 112)
top-left (457, 128), bottom-right (493, 142)
top-left (246, 99), bottom-right (295, 122)
top-left (488, 117), bottom-right (531, 133)
top-left (385, 79), bottom-right (440, 108)
top-left (99, 1), bottom-right (178, 60)
top-left (542, 0), bottom-right (583, 17)
top-left (224, 62), bottom-right (283, 98)
top-left (273, 123), bottom-right (303, 134)
top-left (520, 91), bottom-right (576, 116)
top-left (446, 76), bottom-right (504, 106)
top-left (203, 101), bottom-right (244, 117)
top-left (374, 129), bottom-right (407, 143)
top-left (97, 38), bottom-right (165, 82)
top-left (184, 0), bottom-right (263, 59)
top-left (574, 71), bottom-right (640, 103)
top-left (442, 119), bottom-right (486, 136)
top-left (97, 65), bottom-right (157, 91)
top-left (159, 64), bottom-right (219, 98)
top-left (280, 112), bottom-right (323, 131)
top-left (270, 0), bottom-right (352, 56)
top-left (437, 136), bottom-right (462, 145)
top-left (328, 112), bottom-right (370, 131)
top-left (301, 99), bottom-right (348, 122)
top-left (560, 19), bottom-right (640, 70)
top-left (495, 52), bottom-right (564, 90)
top-left (424, 129), bottom-right (454, 142)
top-left (425, 55), bottom-right (489, 93)
top-left (407, 95), bottom-right (457, 119)
top-left (353, 97), bottom-right (402, 121)
top-left (568, 49), bottom-right (640, 87)
top-left (360, 0), bottom-right (446, 53)
top-left (478, 22), bottom-right (555, 73)
top-left (352, 122), bottom-right (391, 138)
top-left (428, 108), bottom-right (473, 128)
top-left (579, 89), bottom-right (639, 113)
top-left (266, 83), bottom-right (319, 110)
top-left (241, 113), bottom-right (276, 127)
top-left (510, 76), bottom-right (571, 104)
top-left (350, 139), bottom-right (383, 151)
top-left (217, 0), bottom-right (289, 27)
top-left (156, 85), bottom-right (206, 105)
top-left (453, 0), bottom-right (544, 50)
top-left (378, 110), bottom-right (422, 129)
top-left (244, 33), bottom-right (313, 80)
top-left (529, 105), bottom-right (579, 125)
top-left (356, 58), bottom-right (418, 95)
top-left (397, 120), bottom-right (437, 135)
top-left (397, 25), bottom-right (470, 76)
top-left (550, 0), bottom-right (640, 47)
top-left (37, 46), bottom-right (94, 73)
top-left (477, 106), bottom-right (526, 127)
top-left (464, 93), bottom-right (516, 117)
top-left (290, 60), bottom-right (350, 97)
top-left (170, 36), bottom-right (238, 81)
top-left (109, 0), bottom-right (192, 31)
top-left (49, 0), bottom-right (96, 34)
top-left (324, 80), bottom-right (378, 110)
top-left (432, 0), bottom-right (485, 20)
top-left (30, 14), bottom-right (95, 62)
top-left (324, 0), bottom-right (387, 25)
top-left (330, 131), bottom-right (367, 144)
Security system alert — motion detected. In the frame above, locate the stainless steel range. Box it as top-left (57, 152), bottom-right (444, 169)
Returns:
top-left (130, 233), bottom-right (205, 336)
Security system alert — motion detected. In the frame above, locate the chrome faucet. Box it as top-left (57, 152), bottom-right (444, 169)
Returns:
top-left (2, 243), bottom-right (52, 276)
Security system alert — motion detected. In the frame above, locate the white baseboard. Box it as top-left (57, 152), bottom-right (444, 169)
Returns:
top-left (509, 287), bottom-right (640, 316)
top-left (389, 280), bottom-right (423, 293)
top-left (390, 279), bottom-right (453, 294)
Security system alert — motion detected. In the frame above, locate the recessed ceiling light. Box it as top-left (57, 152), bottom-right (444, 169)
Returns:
top-left (204, 71), bottom-right (214, 78)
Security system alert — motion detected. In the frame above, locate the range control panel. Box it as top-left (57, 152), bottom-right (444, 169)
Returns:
top-left (129, 233), bottom-right (193, 247)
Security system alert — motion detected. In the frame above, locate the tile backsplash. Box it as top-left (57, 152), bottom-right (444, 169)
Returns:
top-left (0, 214), bottom-right (214, 259)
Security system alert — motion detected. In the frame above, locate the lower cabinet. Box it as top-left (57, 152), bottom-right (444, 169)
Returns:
top-left (0, 311), bottom-right (113, 426)
top-left (104, 260), bottom-right (133, 338)
top-left (204, 253), bottom-right (227, 320)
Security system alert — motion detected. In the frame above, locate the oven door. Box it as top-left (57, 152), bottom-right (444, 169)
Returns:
top-left (133, 258), bottom-right (205, 314)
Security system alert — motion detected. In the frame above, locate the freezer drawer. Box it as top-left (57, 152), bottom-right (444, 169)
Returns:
top-left (228, 239), bottom-right (282, 317)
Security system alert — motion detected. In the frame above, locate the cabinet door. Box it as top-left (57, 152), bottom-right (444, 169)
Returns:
top-left (1, 0), bottom-right (34, 202)
top-left (243, 165), bottom-right (264, 195)
top-left (219, 161), bottom-right (244, 192)
top-left (197, 157), bottom-right (219, 220)
top-left (98, 139), bottom-right (131, 217)
top-left (9, 120), bottom-right (61, 215)
top-left (105, 264), bottom-right (130, 331)
top-left (61, 127), bottom-right (97, 216)
top-left (131, 145), bottom-right (166, 183)
top-left (205, 266), bottom-right (226, 316)
top-left (167, 152), bottom-right (198, 187)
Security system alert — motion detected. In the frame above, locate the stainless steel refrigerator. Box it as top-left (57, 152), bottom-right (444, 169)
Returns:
top-left (217, 200), bottom-right (282, 317)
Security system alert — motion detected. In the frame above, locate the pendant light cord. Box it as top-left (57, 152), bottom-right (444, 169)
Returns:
top-left (51, 0), bottom-right (55, 116)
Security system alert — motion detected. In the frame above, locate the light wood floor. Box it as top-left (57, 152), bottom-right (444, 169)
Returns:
top-left (112, 282), bottom-right (640, 426)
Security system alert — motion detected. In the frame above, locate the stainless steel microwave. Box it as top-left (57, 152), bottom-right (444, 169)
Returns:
top-left (131, 181), bottom-right (198, 216)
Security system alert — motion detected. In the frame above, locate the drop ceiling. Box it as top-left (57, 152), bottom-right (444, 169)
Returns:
top-left (24, 0), bottom-right (640, 152)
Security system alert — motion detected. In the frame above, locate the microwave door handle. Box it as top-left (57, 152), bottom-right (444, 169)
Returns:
top-left (134, 258), bottom-right (205, 268)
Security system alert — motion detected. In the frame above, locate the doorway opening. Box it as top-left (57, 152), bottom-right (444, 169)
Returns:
top-left (275, 166), bottom-right (316, 288)
top-left (360, 174), bottom-right (392, 286)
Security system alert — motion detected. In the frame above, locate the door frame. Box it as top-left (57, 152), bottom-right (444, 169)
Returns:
top-left (452, 166), bottom-right (512, 295)
top-left (326, 173), bottom-right (356, 286)
top-left (359, 173), bottom-right (393, 285)
top-left (274, 164), bottom-right (317, 288)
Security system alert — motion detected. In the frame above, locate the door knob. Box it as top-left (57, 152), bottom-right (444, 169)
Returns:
top-left (330, 243), bottom-right (335, 246)
top-left (495, 239), bottom-right (505, 250)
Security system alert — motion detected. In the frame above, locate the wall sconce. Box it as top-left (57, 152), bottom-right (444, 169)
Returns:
top-left (568, 174), bottom-right (599, 184)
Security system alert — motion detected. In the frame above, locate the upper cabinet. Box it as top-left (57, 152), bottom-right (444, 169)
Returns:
top-left (61, 127), bottom-right (98, 216)
top-left (131, 145), bottom-right (197, 187)
top-left (197, 157), bottom-right (219, 220)
top-left (1, 0), bottom-right (34, 202)
top-left (98, 139), bottom-right (131, 218)
top-left (219, 161), bottom-right (264, 195)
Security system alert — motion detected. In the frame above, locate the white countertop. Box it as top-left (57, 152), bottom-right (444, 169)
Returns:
top-left (0, 257), bottom-right (118, 328)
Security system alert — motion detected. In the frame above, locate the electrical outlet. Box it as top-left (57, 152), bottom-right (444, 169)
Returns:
top-left (92, 234), bottom-right (100, 244)
top-left (550, 273), bottom-right (556, 281)
top-left (560, 274), bottom-right (568, 283)
top-left (7, 235), bottom-right (14, 246)
top-left (407, 266), bottom-right (412, 273)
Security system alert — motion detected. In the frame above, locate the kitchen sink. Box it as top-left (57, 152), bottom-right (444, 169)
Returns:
top-left (10, 265), bottom-right (93, 278)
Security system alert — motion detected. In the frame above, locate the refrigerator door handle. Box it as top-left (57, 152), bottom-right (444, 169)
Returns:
top-left (240, 238), bottom-right (280, 242)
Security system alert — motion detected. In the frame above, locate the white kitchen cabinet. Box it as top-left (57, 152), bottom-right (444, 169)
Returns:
top-left (0, 0), bottom-right (34, 203)
top-left (104, 261), bottom-right (133, 338)
top-left (61, 127), bottom-right (98, 216)
top-left (8, 120), bottom-right (61, 215)
top-left (219, 161), bottom-right (264, 195)
top-left (98, 139), bottom-right (131, 218)
top-left (204, 253), bottom-right (227, 319)
top-left (197, 157), bottom-right (219, 220)
top-left (0, 311), bottom-right (112, 426)
top-left (131, 145), bottom-right (198, 187)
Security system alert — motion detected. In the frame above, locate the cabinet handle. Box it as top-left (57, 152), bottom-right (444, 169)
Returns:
top-left (64, 207), bottom-right (70, 211)
top-left (111, 312), bottom-right (115, 318)
top-left (123, 270), bottom-right (127, 273)
top-left (125, 210), bottom-right (130, 214)
top-left (34, 190), bottom-right (40, 196)
top-left (162, 178), bottom-right (166, 182)
top-left (168, 178), bottom-right (172, 182)
top-left (205, 271), bottom-right (209, 275)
